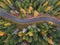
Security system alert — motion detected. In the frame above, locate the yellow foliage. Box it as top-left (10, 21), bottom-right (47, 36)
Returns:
top-left (18, 32), bottom-right (23, 37)
top-left (0, 31), bottom-right (5, 36)
top-left (23, 37), bottom-right (26, 40)
top-left (48, 21), bottom-right (54, 25)
top-left (26, 32), bottom-right (33, 36)
top-left (34, 10), bottom-right (39, 17)
top-left (43, 1), bottom-right (48, 7)
top-left (4, 22), bottom-right (11, 26)
top-left (48, 38), bottom-right (54, 45)
top-left (41, 31), bottom-right (47, 36)
top-left (0, 2), bottom-right (7, 8)
top-left (6, 0), bottom-right (12, 5)
top-left (56, 12), bottom-right (60, 14)
top-left (56, 1), bottom-right (60, 6)
top-left (28, 6), bottom-right (33, 13)
top-left (44, 6), bottom-right (52, 12)
top-left (20, 8), bottom-right (26, 16)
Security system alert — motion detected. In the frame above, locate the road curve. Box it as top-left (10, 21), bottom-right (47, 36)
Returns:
top-left (0, 12), bottom-right (60, 25)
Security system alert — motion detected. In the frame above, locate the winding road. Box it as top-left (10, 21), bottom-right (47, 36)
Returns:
top-left (0, 11), bottom-right (60, 25)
